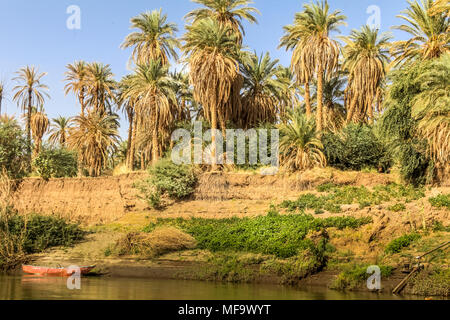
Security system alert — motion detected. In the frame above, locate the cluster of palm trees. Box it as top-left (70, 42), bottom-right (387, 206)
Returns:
top-left (3, 0), bottom-right (448, 176)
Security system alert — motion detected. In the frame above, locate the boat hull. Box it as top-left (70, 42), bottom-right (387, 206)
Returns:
top-left (22, 265), bottom-right (96, 277)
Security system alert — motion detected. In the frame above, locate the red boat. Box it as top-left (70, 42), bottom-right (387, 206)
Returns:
top-left (22, 265), bottom-right (96, 277)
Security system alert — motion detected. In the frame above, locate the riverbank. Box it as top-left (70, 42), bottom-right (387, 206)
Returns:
top-left (5, 169), bottom-right (450, 298)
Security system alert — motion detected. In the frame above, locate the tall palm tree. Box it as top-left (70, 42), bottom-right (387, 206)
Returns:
top-left (280, 1), bottom-right (346, 131)
top-left (12, 66), bottom-right (50, 164)
top-left (411, 53), bottom-right (449, 166)
top-left (30, 107), bottom-right (49, 158)
top-left (64, 61), bottom-right (88, 116)
top-left (67, 112), bottom-right (120, 177)
top-left (240, 52), bottom-right (289, 127)
top-left (170, 71), bottom-right (193, 122)
top-left (48, 116), bottom-right (72, 147)
top-left (391, 0), bottom-right (449, 66)
top-left (183, 18), bottom-right (240, 168)
top-left (279, 108), bottom-right (326, 171)
top-left (121, 9), bottom-right (180, 66)
top-left (341, 25), bottom-right (392, 124)
top-left (85, 63), bottom-right (117, 114)
top-left (185, 0), bottom-right (260, 44)
top-left (122, 60), bottom-right (177, 165)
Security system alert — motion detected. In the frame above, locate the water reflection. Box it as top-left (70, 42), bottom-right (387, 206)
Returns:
top-left (0, 274), bottom-right (424, 300)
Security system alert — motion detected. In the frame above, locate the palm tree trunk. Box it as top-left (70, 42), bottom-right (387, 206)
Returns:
top-left (26, 90), bottom-right (32, 169)
top-left (77, 152), bottom-right (83, 177)
top-left (346, 95), bottom-right (358, 123)
top-left (316, 69), bottom-right (324, 132)
top-left (152, 111), bottom-right (159, 164)
top-left (368, 98), bottom-right (374, 125)
top-left (210, 103), bottom-right (217, 170)
top-left (128, 117), bottom-right (137, 170)
top-left (0, 95), bottom-right (2, 115)
top-left (304, 82), bottom-right (312, 119)
top-left (126, 111), bottom-right (134, 166)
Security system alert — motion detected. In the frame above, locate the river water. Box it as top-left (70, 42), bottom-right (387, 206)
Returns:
top-left (0, 274), bottom-right (424, 300)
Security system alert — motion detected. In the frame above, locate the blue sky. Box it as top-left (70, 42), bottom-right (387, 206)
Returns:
top-left (0, 0), bottom-right (411, 138)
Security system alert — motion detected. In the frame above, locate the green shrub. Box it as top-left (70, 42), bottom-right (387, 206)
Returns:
top-left (144, 213), bottom-right (371, 259)
top-left (33, 147), bottom-right (78, 180)
top-left (0, 117), bottom-right (28, 178)
top-left (322, 124), bottom-right (392, 172)
top-left (385, 233), bottom-right (421, 254)
top-left (429, 194), bottom-right (450, 210)
top-left (1, 213), bottom-right (84, 254)
top-left (135, 159), bottom-right (197, 208)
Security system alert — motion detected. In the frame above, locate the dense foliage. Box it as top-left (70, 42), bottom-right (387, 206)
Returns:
top-left (135, 159), bottom-right (197, 208)
top-left (33, 147), bottom-right (78, 180)
top-left (322, 124), bottom-right (391, 171)
top-left (144, 212), bottom-right (371, 258)
top-left (385, 233), bottom-right (421, 254)
top-left (0, 118), bottom-right (28, 179)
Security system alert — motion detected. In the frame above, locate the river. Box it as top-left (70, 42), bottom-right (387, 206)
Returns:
top-left (0, 274), bottom-right (426, 300)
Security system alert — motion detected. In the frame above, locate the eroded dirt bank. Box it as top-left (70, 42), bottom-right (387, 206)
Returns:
top-left (12, 169), bottom-right (395, 224)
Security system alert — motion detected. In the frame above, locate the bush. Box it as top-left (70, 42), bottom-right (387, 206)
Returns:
top-left (33, 147), bottom-right (78, 180)
top-left (135, 159), bottom-right (197, 208)
top-left (322, 124), bottom-right (391, 172)
top-left (0, 117), bottom-right (28, 178)
top-left (429, 194), bottom-right (450, 210)
top-left (3, 214), bottom-right (84, 254)
top-left (144, 213), bottom-right (371, 259)
top-left (385, 233), bottom-right (421, 254)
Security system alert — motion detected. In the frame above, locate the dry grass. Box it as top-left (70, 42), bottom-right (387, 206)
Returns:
top-left (113, 227), bottom-right (197, 258)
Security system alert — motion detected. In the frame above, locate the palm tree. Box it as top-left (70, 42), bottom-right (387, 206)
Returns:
top-left (341, 25), bottom-right (392, 124)
top-left (64, 61), bottom-right (88, 116)
top-left (122, 60), bottom-right (177, 165)
top-left (121, 9), bottom-right (180, 66)
top-left (170, 71), bottom-right (194, 122)
top-left (12, 66), bottom-right (50, 164)
top-left (85, 63), bottom-right (117, 114)
top-left (185, 0), bottom-right (260, 44)
top-left (391, 0), bottom-right (449, 66)
top-left (183, 18), bottom-right (240, 168)
top-left (30, 107), bottom-right (49, 158)
top-left (279, 108), bottom-right (326, 171)
top-left (48, 116), bottom-right (72, 147)
top-left (280, 1), bottom-right (346, 131)
top-left (67, 112), bottom-right (120, 177)
top-left (240, 52), bottom-right (289, 127)
top-left (411, 53), bottom-right (449, 166)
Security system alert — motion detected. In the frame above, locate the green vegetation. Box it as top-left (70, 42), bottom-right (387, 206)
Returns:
top-left (385, 233), bottom-right (421, 254)
top-left (0, 117), bottom-right (28, 179)
top-left (0, 209), bottom-right (84, 269)
top-left (134, 159), bottom-right (197, 208)
top-left (144, 212), bottom-right (371, 259)
top-left (280, 183), bottom-right (424, 213)
top-left (330, 264), bottom-right (394, 290)
top-left (32, 147), bottom-right (78, 180)
top-left (322, 124), bottom-right (391, 172)
top-left (429, 194), bottom-right (450, 209)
